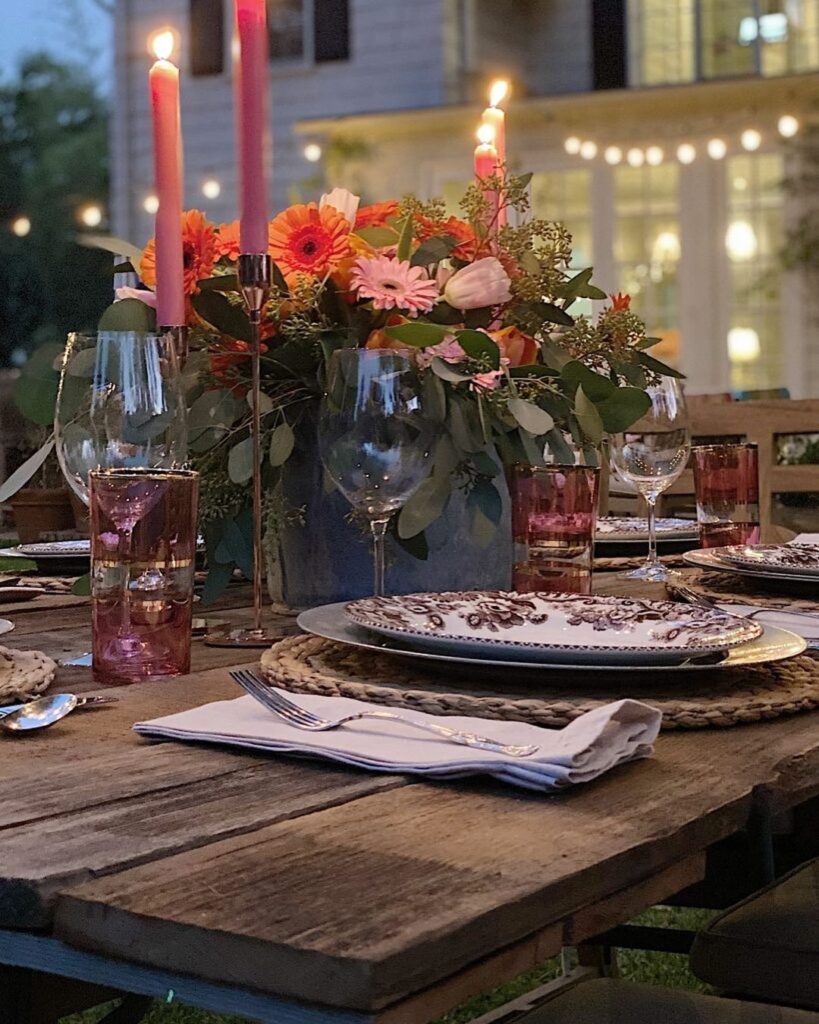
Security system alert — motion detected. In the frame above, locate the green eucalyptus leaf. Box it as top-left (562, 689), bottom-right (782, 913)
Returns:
top-left (411, 235), bottom-right (456, 267)
top-left (533, 301), bottom-right (574, 327)
top-left (560, 360), bottom-right (617, 401)
top-left (391, 525), bottom-right (429, 561)
top-left (65, 347), bottom-right (99, 378)
top-left (540, 336), bottom-right (571, 370)
top-left (71, 573), bottom-right (91, 597)
top-left (596, 388), bottom-right (652, 432)
top-left (98, 298), bottom-right (157, 332)
top-left (355, 226), bottom-right (397, 247)
top-left (448, 398), bottom-right (484, 452)
top-left (385, 322), bottom-right (449, 347)
top-left (456, 329), bottom-right (500, 369)
top-left (16, 343), bottom-right (63, 426)
top-left (433, 433), bottom-right (460, 478)
top-left (470, 449), bottom-right (501, 478)
top-left (397, 475), bottom-right (450, 539)
top-left (422, 371), bottom-right (447, 422)
top-left (426, 301), bottom-right (463, 325)
top-left (191, 291), bottom-right (252, 343)
top-left (201, 562), bottom-right (234, 606)
top-left (637, 351), bottom-right (686, 378)
top-left (396, 215), bottom-right (414, 262)
top-left (509, 364), bottom-right (560, 379)
top-left (0, 440), bottom-right (55, 503)
top-left (269, 421), bottom-right (295, 466)
top-left (228, 436), bottom-right (255, 484)
top-left (575, 385), bottom-right (604, 444)
top-left (198, 274), bottom-right (240, 292)
top-left (507, 397), bottom-right (554, 436)
top-left (189, 427), bottom-right (228, 454)
top-left (544, 428), bottom-right (576, 465)
top-left (431, 357), bottom-right (471, 383)
top-left (467, 480), bottom-right (503, 548)
top-left (519, 429), bottom-right (547, 467)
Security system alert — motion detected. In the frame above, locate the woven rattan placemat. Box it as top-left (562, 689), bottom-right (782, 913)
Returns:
top-left (682, 570), bottom-right (819, 614)
top-left (260, 634), bottom-right (819, 731)
top-left (0, 646), bottom-right (57, 702)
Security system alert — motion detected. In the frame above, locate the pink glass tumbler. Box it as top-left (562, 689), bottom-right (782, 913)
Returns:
top-left (90, 469), bottom-right (199, 684)
top-left (693, 443), bottom-right (760, 549)
top-left (509, 465), bottom-right (600, 594)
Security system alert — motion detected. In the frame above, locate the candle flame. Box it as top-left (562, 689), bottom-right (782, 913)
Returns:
top-left (477, 123), bottom-right (495, 146)
top-left (150, 29), bottom-right (177, 62)
top-left (489, 79), bottom-right (509, 108)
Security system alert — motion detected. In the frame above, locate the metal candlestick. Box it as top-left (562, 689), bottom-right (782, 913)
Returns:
top-left (160, 325), bottom-right (189, 365)
top-left (206, 252), bottom-right (280, 648)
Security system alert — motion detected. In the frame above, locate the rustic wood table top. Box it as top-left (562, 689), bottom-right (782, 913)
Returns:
top-left (1, 575), bottom-right (818, 1022)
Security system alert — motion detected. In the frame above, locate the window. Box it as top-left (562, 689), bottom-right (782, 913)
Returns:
top-left (268, 0), bottom-right (349, 63)
top-left (190, 0), bottom-right (225, 77)
top-left (614, 163), bottom-right (681, 366)
top-left (725, 153), bottom-right (784, 393)
top-left (629, 0), bottom-right (819, 85)
top-left (268, 0), bottom-right (305, 61)
top-left (531, 170), bottom-right (594, 316)
top-left (314, 0), bottom-right (350, 62)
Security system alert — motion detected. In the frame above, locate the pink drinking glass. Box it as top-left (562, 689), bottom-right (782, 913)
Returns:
top-left (693, 443), bottom-right (760, 549)
top-left (90, 469), bottom-right (199, 684)
top-left (509, 465), bottom-right (600, 594)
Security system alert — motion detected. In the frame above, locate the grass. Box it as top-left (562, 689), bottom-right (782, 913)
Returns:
top-left (62, 908), bottom-right (713, 1024)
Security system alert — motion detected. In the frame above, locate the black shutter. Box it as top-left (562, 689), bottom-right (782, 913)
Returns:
top-left (591, 0), bottom-right (627, 90)
top-left (190, 0), bottom-right (225, 77)
top-left (314, 0), bottom-right (349, 62)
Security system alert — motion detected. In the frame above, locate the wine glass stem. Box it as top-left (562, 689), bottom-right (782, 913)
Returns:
top-left (118, 528), bottom-right (132, 631)
top-left (646, 497), bottom-right (658, 570)
top-left (370, 517), bottom-right (390, 597)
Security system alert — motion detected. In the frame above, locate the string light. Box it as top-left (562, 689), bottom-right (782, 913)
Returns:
top-left (143, 194), bottom-right (160, 215)
top-left (726, 220), bottom-right (758, 261)
top-left (627, 147), bottom-right (645, 167)
top-left (604, 146), bottom-right (622, 165)
top-left (303, 142), bottom-right (323, 162)
top-left (778, 114), bottom-right (799, 138)
top-left (741, 129), bottom-right (762, 151)
top-left (202, 178), bottom-right (221, 199)
top-left (645, 146), bottom-right (664, 166)
top-left (707, 138), bottom-right (727, 160)
top-left (564, 136), bottom-right (581, 155)
top-left (579, 140), bottom-right (597, 160)
top-left (727, 327), bottom-right (761, 363)
top-left (677, 143), bottom-right (696, 164)
top-left (11, 216), bottom-right (31, 237)
top-left (79, 204), bottom-right (103, 228)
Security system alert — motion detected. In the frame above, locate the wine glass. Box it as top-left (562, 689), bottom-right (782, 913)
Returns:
top-left (609, 377), bottom-right (691, 581)
top-left (54, 331), bottom-right (188, 506)
top-left (319, 349), bottom-right (435, 596)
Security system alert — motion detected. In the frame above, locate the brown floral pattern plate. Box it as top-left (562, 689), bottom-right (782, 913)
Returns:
top-left (345, 591), bottom-right (762, 666)
top-left (683, 548), bottom-right (819, 586)
top-left (718, 544), bottom-right (819, 577)
top-left (596, 517), bottom-right (698, 543)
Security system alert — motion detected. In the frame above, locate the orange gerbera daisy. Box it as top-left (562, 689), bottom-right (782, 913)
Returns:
top-left (416, 214), bottom-right (482, 262)
top-left (215, 220), bottom-right (241, 263)
top-left (355, 200), bottom-right (399, 231)
top-left (268, 203), bottom-right (352, 282)
top-left (140, 210), bottom-right (217, 294)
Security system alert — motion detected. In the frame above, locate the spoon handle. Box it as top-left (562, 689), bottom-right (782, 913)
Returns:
top-left (0, 694), bottom-right (117, 716)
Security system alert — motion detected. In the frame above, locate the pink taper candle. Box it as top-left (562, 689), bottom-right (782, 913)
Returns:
top-left (149, 35), bottom-right (185, 327)
top-left (474, 125), bottom-right (500, 227)
top-left (481, 80), bottom-right (509, 229)
top-left (234, 0), bottom-right (270, 254)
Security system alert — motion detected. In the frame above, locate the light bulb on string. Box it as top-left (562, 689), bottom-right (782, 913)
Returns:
top-left (707, 138), bottom-right (727, 160)
top-left (564, 136), bottom-right (581, 155)
top-left (646, 146), bottom-right (664, 166)
top-left (677, 143), bottom-right (696, 164)
top-left (741, 129), bottom-right (762, 151)
top-left (579, 140), bottom-right (597, 160)
top-left (778, 115), bottom-right (799, 138)
top-left (604, 145), bottom-right (622, 165)
top-left (627, 148), bottom-right (645, 167)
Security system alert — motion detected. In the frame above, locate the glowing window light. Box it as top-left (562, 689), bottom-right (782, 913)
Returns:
top-left (725, 220), bottom-right (758, 261)
top-left (652, 230), bottom-right (681, 263)
top-left (727, 327), bottom-right (761, 363)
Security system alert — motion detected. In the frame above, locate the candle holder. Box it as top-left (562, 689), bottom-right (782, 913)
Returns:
top-left (206, 252), bottom-right (279, 648)
top-left (160, 325), bottom-right (189, 364)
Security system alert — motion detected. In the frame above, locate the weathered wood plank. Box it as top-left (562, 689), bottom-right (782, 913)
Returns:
top-left (0, 662), bottom-right (406, 928)
top-left (51, 749), bottom-right (750, 1011)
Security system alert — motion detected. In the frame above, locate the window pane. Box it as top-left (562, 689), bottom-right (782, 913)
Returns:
top-left (726, 153), bottom-right (784, 393)
top-left (699, 0), bottom-right (757, 79)
top-left (269, 0), bottom-right (304, 60)
top-left (628, 0), bottom-right (695, 85)
top-left (314, 0), bottom-right (350, 62)
top-left (190, 0), bottom-right (225, 77)
top-left (614, 164), bottom-right (681, 367)
top-left (531, 170), bottom-right (594, 313)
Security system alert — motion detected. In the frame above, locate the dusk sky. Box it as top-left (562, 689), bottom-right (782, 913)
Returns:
top-left (0, 0), bottom-right (111, 80)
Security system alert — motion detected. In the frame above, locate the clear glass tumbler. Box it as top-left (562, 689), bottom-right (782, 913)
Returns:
top-left (90, 469), bottom-right (199, 684)
top-left (509, 465), bottom-right (600, 594)
top-left (693, 442), bottom-right (760, 548)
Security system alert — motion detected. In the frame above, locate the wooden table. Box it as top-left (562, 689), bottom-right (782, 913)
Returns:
top-left (1, 579), bottom-right (819, 1024)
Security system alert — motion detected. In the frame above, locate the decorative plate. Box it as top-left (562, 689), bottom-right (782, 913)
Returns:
top-left (300, 603), bottom-right (804, 674)
top-left (596, 517), bottom-right (698, 543)
top-left (718, 544), bottom-right (819, 578)
top-left (345, 591), bottom-right (762, 665)
top-left (683, 548), bottom-right (819, 586)
top-left (14, 540), bottom-right (90, 558)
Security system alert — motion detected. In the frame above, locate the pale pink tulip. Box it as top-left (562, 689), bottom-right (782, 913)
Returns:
top-left (443, 257), bottom-right (512, 310)
top-left (115, 287), bottom-right (157, 308)
top-left (320, 187), bottom-right (360, 227)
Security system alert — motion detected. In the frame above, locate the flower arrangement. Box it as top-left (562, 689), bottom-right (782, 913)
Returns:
top-left (99, 173), bottom-right (680, 598)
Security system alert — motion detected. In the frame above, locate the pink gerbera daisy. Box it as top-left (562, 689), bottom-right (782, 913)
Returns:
top-left (351, 255), bottom-right (439, 316)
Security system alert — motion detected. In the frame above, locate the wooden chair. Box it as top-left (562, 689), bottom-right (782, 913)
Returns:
top-left (662, 398), bottom-right (819, 540)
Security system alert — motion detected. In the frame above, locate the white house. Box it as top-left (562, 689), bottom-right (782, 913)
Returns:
top-left (112, 0), bottom-right (819, 398)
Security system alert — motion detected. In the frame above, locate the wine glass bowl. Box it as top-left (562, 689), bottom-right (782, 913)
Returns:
top-left (55, 331), bottom-right (188, 506)
top-left (319, 349), bottom-right (434, 595)
top-left (609, 378), bottom-right (691, 581)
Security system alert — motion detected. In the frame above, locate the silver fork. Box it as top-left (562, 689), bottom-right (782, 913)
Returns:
top-left (669, 581), bottom-right (819, 621)
top-left (229, 668), bottom-right (539, 758)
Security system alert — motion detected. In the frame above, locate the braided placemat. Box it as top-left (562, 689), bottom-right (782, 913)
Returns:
top-left (595, 553), bottom-right (690, 572)
top-left (260, 634), bottom-right (819, 731)
top-left (681, 570), bottom-right (819, 614)
top-left (0, 646), bottom-right (57, 702)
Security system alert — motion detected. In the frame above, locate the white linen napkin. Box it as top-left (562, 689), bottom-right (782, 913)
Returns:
top-left (791, 534), bottom-right (819, 545)
top-left (134, 692), bottom-right (661, 793)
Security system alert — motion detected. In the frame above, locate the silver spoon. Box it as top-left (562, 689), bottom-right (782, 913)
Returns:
top-left (0, 693), bottom-right (80, 733)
